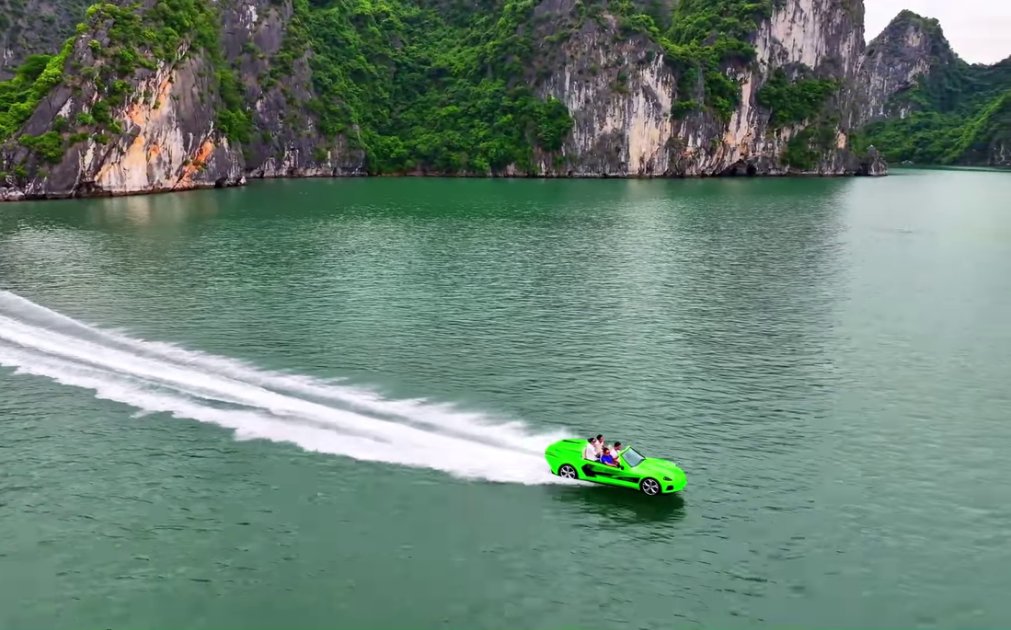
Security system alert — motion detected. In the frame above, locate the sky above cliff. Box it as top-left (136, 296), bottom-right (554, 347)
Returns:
top-left (865, 0), bottom-right (1011, 64)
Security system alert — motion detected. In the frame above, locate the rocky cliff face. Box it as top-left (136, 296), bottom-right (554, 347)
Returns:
top-left (0, 0), bottom-right (88, 79)
top-left (537, 0), bottom-right (882, 177)
top-left (1, 3), bottom-right (243, 200)
top-left (855, 10), bottom-right (956, 125)
top-left (853, 11), bottom-right (1011, 168)
top-left (218, 0), bottom-right (364, 179)
top-left (1, 0), bottom-right (886, 202)
top-left (1, 0), bottom-right (365, 201)
top-left (9, 58), bottom-right (242, 199)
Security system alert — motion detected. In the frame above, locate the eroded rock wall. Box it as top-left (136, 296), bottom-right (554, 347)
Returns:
top-left (855, 11), bottom-right (953, 125)
top-left (0, 0), bottom-right (88, 80)
top-left (538, 0), bottom-right (884, 177)
top-left (218, 0), bottom-right (365, 179)
top-left (1, 0), bottom-right (886, 202)
top-left (1, 36), bottom-right (243, 201)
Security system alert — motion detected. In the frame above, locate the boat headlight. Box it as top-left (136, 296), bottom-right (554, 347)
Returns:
top-left (663, 476), bottom-right (672, 481)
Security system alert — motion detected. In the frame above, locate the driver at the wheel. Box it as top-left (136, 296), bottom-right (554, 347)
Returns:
top-left (599, 447), bottom-right (619, 467)
top-left (583, 437), bottom-right (598, 461)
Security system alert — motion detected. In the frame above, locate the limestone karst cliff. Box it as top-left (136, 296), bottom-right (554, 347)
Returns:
top-left (854, 10), bottom-right (1011, 167)
top-left (0, 0), bottom-right (891, 201)
top-left (535, 0), bottom-right (881, 177)
top-left (0, 0), bottom-right (89, 80)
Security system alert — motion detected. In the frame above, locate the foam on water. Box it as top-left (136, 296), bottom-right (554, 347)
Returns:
top-left (0, 291), bottom-right (571, 484)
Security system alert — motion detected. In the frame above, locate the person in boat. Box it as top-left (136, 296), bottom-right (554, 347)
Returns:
top-left (583, 437), bottom-right (599, 461)
top-left (612, 441), bottom-right (623, 462)
top-left (599, 447), bottom-right (619, 467)
top-left (594, 434), bottom-right (605, 458)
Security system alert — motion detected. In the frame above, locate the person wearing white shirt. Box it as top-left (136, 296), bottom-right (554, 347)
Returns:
top-left (583, 438), bottom-right (598, 461)
top-left (593, 434), bottom-right (605, 458)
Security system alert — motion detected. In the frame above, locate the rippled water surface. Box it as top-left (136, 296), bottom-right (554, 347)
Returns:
top-left (2, 170), bottom-right (1010, 628)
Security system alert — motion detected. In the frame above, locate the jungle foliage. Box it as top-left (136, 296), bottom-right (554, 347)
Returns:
top-left (858, 45), bottom-right (1011, 165)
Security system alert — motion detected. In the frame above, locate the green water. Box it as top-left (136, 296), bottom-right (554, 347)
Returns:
top-left (1, 170), bottom-right (1010, 629)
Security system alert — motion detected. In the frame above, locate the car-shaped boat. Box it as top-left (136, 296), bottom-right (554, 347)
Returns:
top-left (544, 439), bottom-right (686, 496)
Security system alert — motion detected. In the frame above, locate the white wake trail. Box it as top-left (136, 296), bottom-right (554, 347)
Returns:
top-left (0, 291), bottom-right (550, 452)
top-left (0, 291), bottom-right (570, 484)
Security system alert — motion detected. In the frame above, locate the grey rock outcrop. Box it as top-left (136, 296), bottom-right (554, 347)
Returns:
top-left (0, 0), bottom-right (88, 79)
top-left (2, 36), bottom-right (245, 199)
top-left (852, 10), bottom-right (1010, 169)
top-left (2, 0), bottom-right (887, 203)
top-left (531, 0), bottom-right (884, 176)
top-left (218, 0), bottom-right (365, 179)
top-left (1, 0), bottom-right (365, 201)
top-left (229, 0), bottom-right (889, 182)
top-left (855, 10), bottom-right (955, 125)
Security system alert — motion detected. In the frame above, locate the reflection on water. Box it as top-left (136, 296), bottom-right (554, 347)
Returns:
top-left (549, 484), bottom-right (687, 529)
top-left (82, 188), bottom-right (224, 228)
top-left (0, 187), bottom-right (227, 232)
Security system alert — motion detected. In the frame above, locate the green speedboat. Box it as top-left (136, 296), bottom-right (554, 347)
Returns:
top-left (544, 439), bottom-right (686, 496)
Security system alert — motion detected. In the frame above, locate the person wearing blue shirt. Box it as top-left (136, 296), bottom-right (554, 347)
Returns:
top-left (599, 447), bottom-right (618, 467)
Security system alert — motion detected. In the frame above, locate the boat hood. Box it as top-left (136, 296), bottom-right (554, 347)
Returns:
top-left (636, 458), bottom-right (685, 479)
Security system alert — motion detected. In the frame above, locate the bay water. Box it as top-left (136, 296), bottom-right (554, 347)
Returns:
top-left (1, 169), bottom-right (1010, 628)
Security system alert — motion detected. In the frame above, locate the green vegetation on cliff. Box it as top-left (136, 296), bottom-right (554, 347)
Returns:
top-left (289, 0), bottom-right (573, 174)
top-left (782, 119), bottom-right (838, 169)
top-left (757, 69), bottom-right (838, 128)
top-left (664, 0), bottom-right (772, 118)
top-left (752, 65), bottom-right (840, 168)
top-left (7, 0), bottom-right (577, 174)
top-left (2, 0), bottom-right (844, 174)
top-left (955, 91), bottom-right (1011, 162)
top-left (857, 88), bottom-right (1010, 165)
top-left (0, 44), bottom-right (71, 141)
top-left (80, 0), bottom-right (251, 143)
top-left (858, 72), bottom-right (1011, 165)
top-left (605, 0), bottom-right (841, 127)
top-left (858, 12), bottom-right (1011, 167)
top-left (1, 0), bottom-right (263, 174)
top-left (286, 0), bottom-right (793, 171)
top-left (0, 0), bottom-right (90, 79)
top-left (604, 0), bottom-right (782, 120)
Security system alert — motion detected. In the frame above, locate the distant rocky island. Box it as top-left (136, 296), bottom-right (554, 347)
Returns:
top-left (0, 0), bottom-right (1007, 201)
top-left (855, 11), bottom-right (1009, 170)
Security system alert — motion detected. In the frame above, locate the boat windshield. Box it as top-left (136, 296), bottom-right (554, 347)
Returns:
top-left (620, 447), bottom-right (645, 468)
